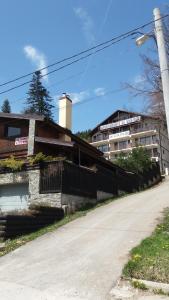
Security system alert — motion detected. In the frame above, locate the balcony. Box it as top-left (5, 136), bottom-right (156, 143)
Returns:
top-left (110, 145), bottom-right (132, 153)
top-left (130, 126), bottom-right (157, 136)
top-left (109, 130), bottom-right (130, 141)
top-left (91, 135), bottom-right (109, 146)
top-left (109, 142), bottom-right (158, 154)
top-left (91, 126), bottom-right (158, 146)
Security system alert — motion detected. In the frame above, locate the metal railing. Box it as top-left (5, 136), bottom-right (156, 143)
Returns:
top-left (92, 135), bottom-right (108, 142)
top-left (130, 126), bottom-right (157, 134)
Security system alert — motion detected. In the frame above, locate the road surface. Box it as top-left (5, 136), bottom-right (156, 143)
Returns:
top-left (0, 179), bottom-right (169, 300)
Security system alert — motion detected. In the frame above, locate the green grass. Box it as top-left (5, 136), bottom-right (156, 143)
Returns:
top-left (131, 280), bottom-right (148, 290)
top-left (0, 195), bottom-right (126, 257)
top-left (123, 208), bottom-right (169, 283)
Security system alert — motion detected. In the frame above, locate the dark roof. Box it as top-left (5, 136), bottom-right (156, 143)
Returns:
top-left (0, 112), bottom-right (103, 157)
top-left (45, 119), bottom-right (103, 157)
top-left (90, 109), bottom-right (159, 135)
top-left (0, 112), bottom-right (44, 121)
top-left (35, 137), bottom-right (74, 147)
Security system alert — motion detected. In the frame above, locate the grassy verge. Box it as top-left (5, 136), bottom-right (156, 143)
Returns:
top-left (0, 195), bottom-right (124, 257)
top-left (123, 208), bottom-right (169, 283)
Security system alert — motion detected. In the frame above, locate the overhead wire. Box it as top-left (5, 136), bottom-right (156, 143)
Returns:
top-left (0, 34), bottom-right (133, 95)
top-left (53, 87), bottom-right (125, 113)
top-left (0, 71), bottom-right (85, 106)
top-left (0, 13), bottom-right (168, 94)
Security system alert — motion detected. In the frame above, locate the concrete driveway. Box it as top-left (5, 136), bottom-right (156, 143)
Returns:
top-left (0, 179), bottom-right (169, 300)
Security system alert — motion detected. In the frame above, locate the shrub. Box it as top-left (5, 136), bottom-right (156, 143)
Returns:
top-left (28, 152), bottom-right (65, 165)
top-left (114, 147), bottom-right (152, 174)
top-left (0, 156), bottom-right (24, 171)
top-left (28, 152), bottom-right (53, 165)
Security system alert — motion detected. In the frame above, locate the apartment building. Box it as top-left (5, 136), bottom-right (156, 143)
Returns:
top-left (90, 110), bottom-right (169, 173)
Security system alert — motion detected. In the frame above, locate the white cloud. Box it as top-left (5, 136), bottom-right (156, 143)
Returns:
top-left (55, 91), bottom-right (89, 106)
top-left (24, 45), bottom-right (48, 81)
top-left (94, 87), bottom-right (106, 96)
top-left (69, 91), bottom-right (89, 104)
top-left (55, 87), bottom-right (106, 107)
top-left (74, 7), bottom-right (95, 44)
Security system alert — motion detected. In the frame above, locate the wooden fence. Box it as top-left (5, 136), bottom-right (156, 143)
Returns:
top-left (40, 161), bottom-right (161, 197)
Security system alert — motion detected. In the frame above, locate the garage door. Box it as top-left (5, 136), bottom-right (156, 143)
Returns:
top-left (0, 184), bottom-right (29, 213)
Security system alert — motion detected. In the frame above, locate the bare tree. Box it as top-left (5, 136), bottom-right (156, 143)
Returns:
top-left (125, 14), bottom-right (169, 120)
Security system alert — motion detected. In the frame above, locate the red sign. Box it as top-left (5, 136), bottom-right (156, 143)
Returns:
top-left (15, 137), bottom-right (28, 146)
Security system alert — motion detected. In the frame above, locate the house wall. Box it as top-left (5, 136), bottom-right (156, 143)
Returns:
top-left (0, 120), bottom-right (29, 158)
top-left (36, 123), bottom-right (60, 139)
top-left (61, 194), bottom-right (96, 213)
top-left (0, 168), bottom-right (98, 213)
top-left (0, 171), bottom-right (28, 185)
top-left (0, 169), bottom-right (62, 212)
top-left (28, 169), bottom-right (62, 207)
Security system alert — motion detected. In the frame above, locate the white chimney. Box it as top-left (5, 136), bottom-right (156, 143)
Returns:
top-left (59, 93), bottom-right (72, 131)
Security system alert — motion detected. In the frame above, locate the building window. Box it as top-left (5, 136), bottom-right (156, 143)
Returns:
top-left (103, 133), bottom-right (108, 140)
top-left (6, 126), bottom-right (21, 138)
top-left (97, 144), bottom-right (109, 152)
top-left (152, 135), bottom-right (158, 144)
top-left (139, 136), bottom-right (151, 146)
top-left (114, 142), bottom-right (118, 150)
top-left (118, 140), bottom-right (128, 150)
top-left (97, 134), bottom-right (103, 141)
top-left (92, 135), bottom-right (97, 142)
top-left (153, 148), bottom-right (158, 157)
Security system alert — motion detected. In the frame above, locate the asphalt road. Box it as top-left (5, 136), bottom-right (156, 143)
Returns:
top-left (0, 179), bottom-right (169, 300)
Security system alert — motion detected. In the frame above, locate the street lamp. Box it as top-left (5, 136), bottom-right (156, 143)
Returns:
top-left (135, 32), bottom-right (157, 47)
top-left (135, 8), bottom-right (169, 137)
top-left (135, 34), bottom-right (150, 46)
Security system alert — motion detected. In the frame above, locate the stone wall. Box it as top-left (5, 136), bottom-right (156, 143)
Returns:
top-left (97, 191), bottom-right (114, 202)
top-left (0, 171), bottom-right (28, 186)
top-left (0, 169), bottom-right (62, 211)
top-left (28, 169), bottom-right (62, 207)
top-left (61, 193), bottom-right (96, 213)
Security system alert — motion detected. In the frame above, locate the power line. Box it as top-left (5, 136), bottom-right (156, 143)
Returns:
top-left (0, 13), bottom-right (168, 91)
top-left (0, 34), bottom-right (132, 95)
top-left (53, 87), bottom-right (125, 114)
top-left (0, 71), bottom-right (85, 106)
top-left (1, 86), bottom-right (125, 116)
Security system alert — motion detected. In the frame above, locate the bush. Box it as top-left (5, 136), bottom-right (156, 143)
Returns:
top-left (28, 152), bottom-right (65, 165)
top-left (0, 156), bottom-right (24, 171)
top-left (28, 152), bottom-right (54, 165)
top-left (114, 147), bottom-right (152, 174)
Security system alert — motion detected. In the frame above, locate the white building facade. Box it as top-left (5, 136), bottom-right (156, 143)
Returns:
top-left (90, 110), bottom-right (169, 173)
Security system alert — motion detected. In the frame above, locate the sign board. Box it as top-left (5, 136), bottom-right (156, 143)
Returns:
top-left (15, 137), bottom-right (28, 146)
top-left (100, 116), bottom-right (141, 131)
top-left (109, 130), bottom-right (130, 140)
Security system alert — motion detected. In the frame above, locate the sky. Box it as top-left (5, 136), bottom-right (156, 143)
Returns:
top-left (0, 0), bottom-right (168, 132)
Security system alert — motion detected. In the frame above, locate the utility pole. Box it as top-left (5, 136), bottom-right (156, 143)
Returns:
top-left (153, 8), bottom-right (169, 136)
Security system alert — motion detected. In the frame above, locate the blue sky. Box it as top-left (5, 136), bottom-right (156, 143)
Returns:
top-left (0, 0), bottom-right (168, 132)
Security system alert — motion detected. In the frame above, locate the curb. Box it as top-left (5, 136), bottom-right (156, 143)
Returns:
top-left (132, 279), bottom-right (169, 294)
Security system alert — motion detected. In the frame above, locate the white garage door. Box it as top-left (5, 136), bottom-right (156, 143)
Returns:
top-left (0, 184), bottom-right (29, 213)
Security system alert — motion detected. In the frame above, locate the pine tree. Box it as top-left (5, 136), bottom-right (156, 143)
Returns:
top-left (76, 129), bottom-right (91, 142)
top-left (1, 99), bottom-right (11, 113)
top-left (25, 71), bottom-right (54, 119)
